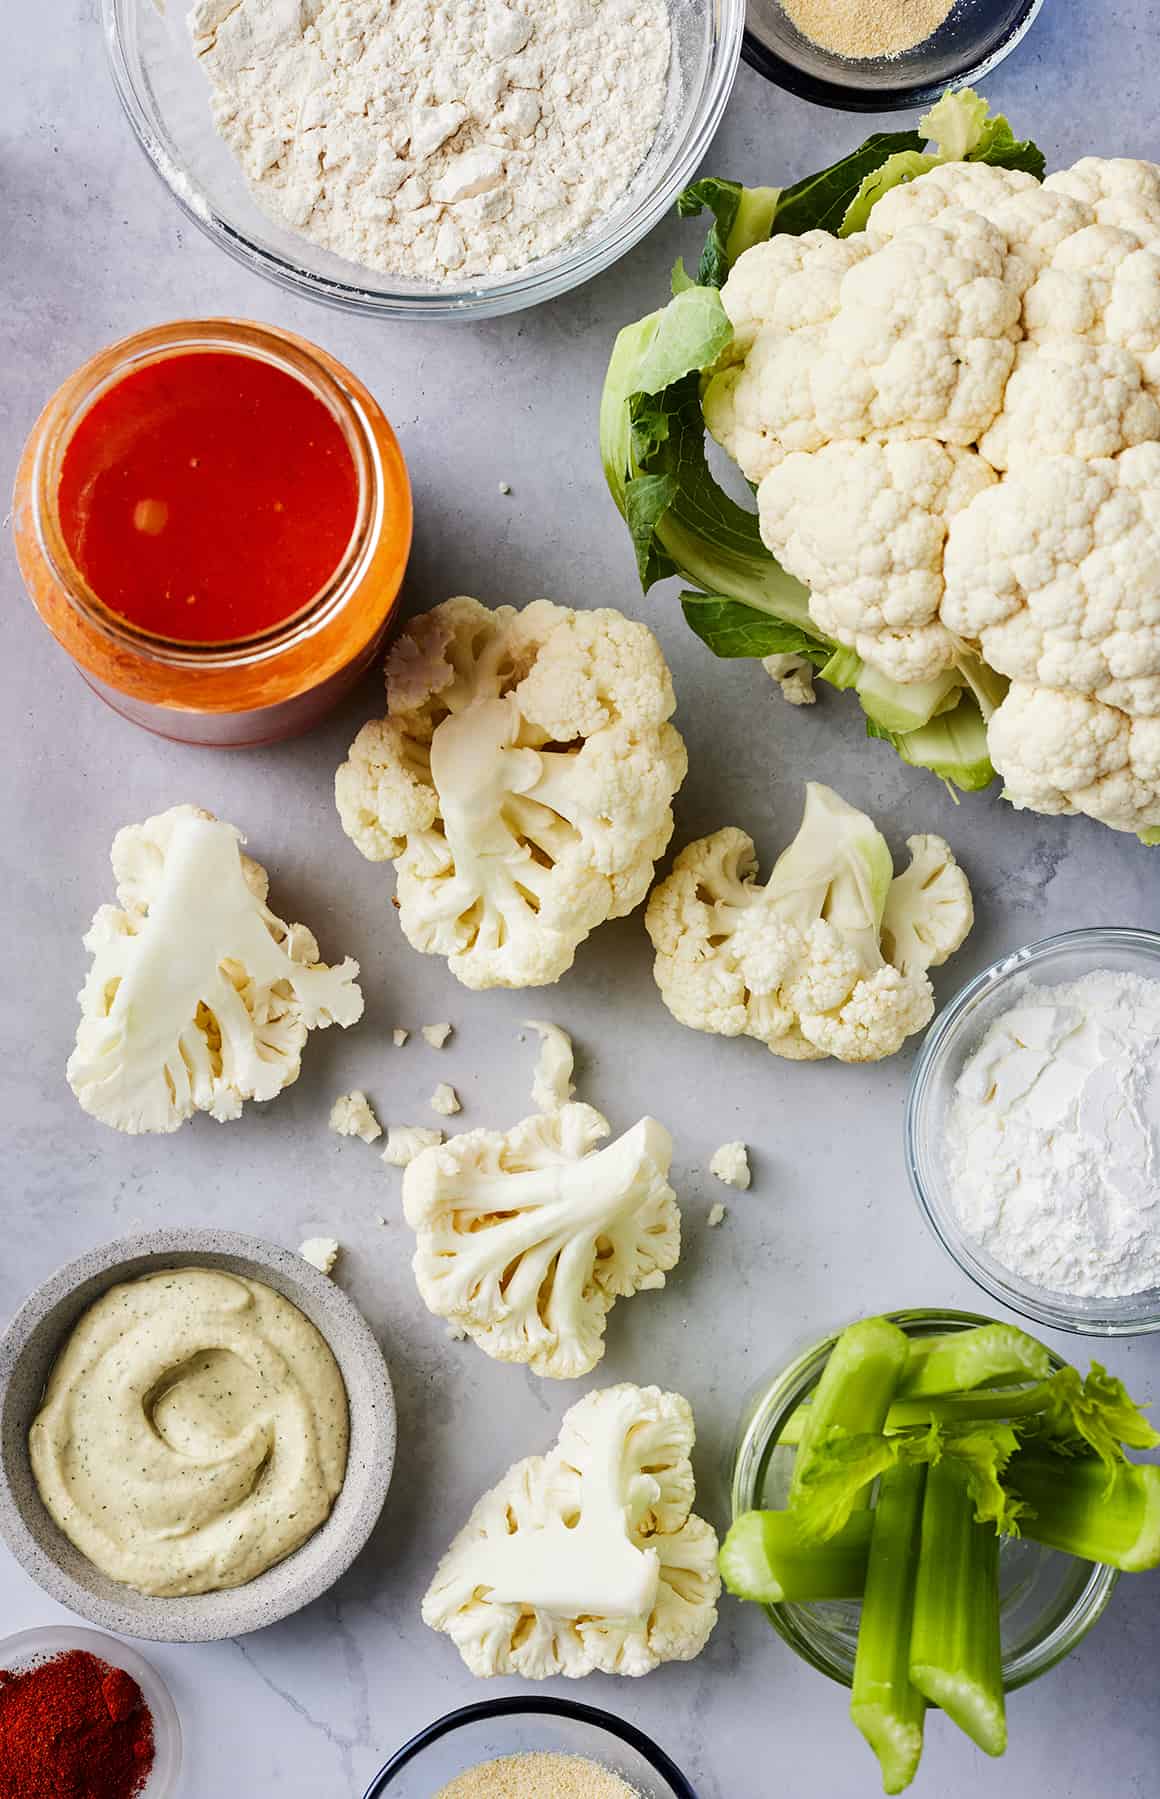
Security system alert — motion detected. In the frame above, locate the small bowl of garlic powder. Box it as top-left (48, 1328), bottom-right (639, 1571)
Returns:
top-left (907, 926), bottom-right (1160, 1336)
top-left (364, 1698), bottom-right (697, 1798)
top-left (742, 0), bottom-right (1047, 111)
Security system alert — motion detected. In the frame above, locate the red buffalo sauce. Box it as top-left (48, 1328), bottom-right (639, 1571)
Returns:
top-left (58, 350), bottom-right (359, 645)
top-left (13, 320), bottom-right (412, 746)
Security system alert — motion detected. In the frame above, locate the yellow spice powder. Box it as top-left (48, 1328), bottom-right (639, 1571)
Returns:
top-left (779, 0), bottom-right (957, 59)
top-left (436, 1752), bottom-right (640, 1798)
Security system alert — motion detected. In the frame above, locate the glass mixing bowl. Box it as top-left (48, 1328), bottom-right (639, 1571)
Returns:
top-left (103, 0), bottom-right (744, 320)
top-left (363, 1698), bottom-right (697, 1797)
top-left (730, 1309), bottom-right (1118, 1688)
top-left (742, 0), bottom-right (1046, 111)
top-left (907, 927), bottom-right (1160, 1335)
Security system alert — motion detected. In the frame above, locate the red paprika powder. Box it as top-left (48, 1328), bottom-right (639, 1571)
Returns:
top-left (0, 1648), bottom-right (155, 1799)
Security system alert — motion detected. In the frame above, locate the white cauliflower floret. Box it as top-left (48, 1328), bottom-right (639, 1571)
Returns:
top-left (329, 1091), bottom-right (382, 1142)
top-left (868, 162), bottom-right (1041, 239)
top-left (881, 835), bottom-right (975, 975)
top-left (977, 339), bottom-right (1160, 468)
top-left (943, 445), bottom-right (1160, 719)
top-left (719, 229), bottom-right (872, 353)
top-left (763, 653), bottom-right (817, 706)
top-left (336, 598), bottom-right (687, 990)
top-left (382, 1124), bottom-right (443, 1166)
top-left (402, 1103), bottom-right (680, 1378)
top-left (524, 1020), bottom-right (576, 1111)
top-left (299, 1237), bottom-right (340, 1275)
top-left (68, 806), bottom-right (363, 1134)
top-left (757, 440), bottom-right (995, 683)
top-left (429, 1082), bottom-right (460, 1116)
top-left (422, 1384), bottom-right (719, 1679)
top-left (988, 683), bottom-right (1160, 835)
top-left (709, 1141), bottom-right (751, 1190)
top-left (645, 785), bottom-right (973, 1065)
top-left (1044, 158), bottom-right (1160, 237)
top-left (1023, 226), bottom-right (1160, 393)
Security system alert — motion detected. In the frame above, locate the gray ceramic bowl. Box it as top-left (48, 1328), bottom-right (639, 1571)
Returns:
top-left (0, 1229), bottom-right (395, 1642)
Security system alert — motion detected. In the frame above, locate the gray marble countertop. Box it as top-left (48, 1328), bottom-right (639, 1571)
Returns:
top-left (3, 2), bottom-right (1160, 1793)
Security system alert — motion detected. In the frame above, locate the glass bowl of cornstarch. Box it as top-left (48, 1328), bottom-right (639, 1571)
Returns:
top-left (364, 1698), bottom-right (697, 1798)
top-left (907, 926), bottom-right (1160, 1335)
top-left (103, 0), bottom-right (743, 319)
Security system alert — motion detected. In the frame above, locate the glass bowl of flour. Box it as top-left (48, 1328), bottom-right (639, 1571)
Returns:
top-left (103, 0), bottom-right (744, 319)
top-left (907, 926), bottom-right (1160, 1335)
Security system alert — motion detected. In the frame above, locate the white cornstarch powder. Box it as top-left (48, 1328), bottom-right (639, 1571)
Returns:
top-left (189, 0), bottom-right (672, 283)
top-left (945, 971), bottom-right (1160, 1299)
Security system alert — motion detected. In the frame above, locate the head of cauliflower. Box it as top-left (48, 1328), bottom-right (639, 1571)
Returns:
top-left (335, 596), bottom-right (688, 988)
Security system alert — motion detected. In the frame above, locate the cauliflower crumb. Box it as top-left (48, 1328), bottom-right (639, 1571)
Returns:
top-left (710, 1141), bottom-right (752, 1190)
top-left (498, 481), bottom-right (512, 495)
top-left (374, 1213), bottom-right (388, 1226)
top-left (422, 1022), bottom-right (454, 1049)
top-left (382, 1124), bottom-right (444, 1167)
top-left (446, 1322), bottom-right (469, 1341)
top-left (392, 1027), bottom-right (410, 1047)
top-left (299, 1236), bottom-right (340, 1275)
top-left (328, 1090), bottom-right (382, 1143)
top-left (525, 1020), bottom-right (576, 1112)
top-left (430, 1082), bottom-right (461, 1116)
top-left (707, 1202), bottom-right (728, 1228)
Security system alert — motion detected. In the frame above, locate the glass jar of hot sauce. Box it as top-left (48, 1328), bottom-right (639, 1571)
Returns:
top-left (12, 319), bottom-right (412, 747)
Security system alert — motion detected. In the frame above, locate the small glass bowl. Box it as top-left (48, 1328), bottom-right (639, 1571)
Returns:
top-left (363, 1698), bottom-right (696, 1798)
top-left (907, 927), bottom-right (1160, 1335)
top-left (730, 1309), bottom-right (1118, 1688)
top-left (0, 1626), bottom-right (182, 1798)
top-left (103, 0), bottom-right (743, 321)
top-left (743, 0), bottom-right (1046, 111)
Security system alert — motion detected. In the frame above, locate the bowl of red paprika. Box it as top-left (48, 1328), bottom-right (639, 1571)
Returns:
top-left (0, 1625), bottom-right (181, 1799)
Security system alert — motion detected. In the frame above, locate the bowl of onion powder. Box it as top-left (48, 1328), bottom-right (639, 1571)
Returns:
top-left (907, 926), bottom-right (1160, 1335)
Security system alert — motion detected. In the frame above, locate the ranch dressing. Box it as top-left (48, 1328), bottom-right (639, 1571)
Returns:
top-left (30, 1267), bottom-right (348, 1596)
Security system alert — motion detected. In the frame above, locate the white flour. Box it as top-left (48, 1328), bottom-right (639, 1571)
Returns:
top-left (945, 970), bottom-right (1160, 1298)
top-left (188, 0), bottom-right (672, 282)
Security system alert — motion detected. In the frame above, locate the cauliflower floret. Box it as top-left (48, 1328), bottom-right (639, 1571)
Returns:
top-left (988, 683), bottom-right (1160, 835)
top-left (709, 1141), bottom-right (751, 1190)
top-left (429, 1082), bottom-right (460, 1116)
top-left (703, 326), bottom-right (832, 483)
top-left (645, 786), bottom-right (972, 1065)
top-left (422, 1384), bottom-right (719, 1679)
top-left (1044, 157), bottom-right (1160, 238)
top-left (943, 445), bottom-right (1160, 718)
top-left (329, 1090), bottom-right (382, 1142)
top-left (382, 1124), bottom-right (443, 1166)
top-left (336, 598), bottom-right (687, 990)
top-left (299, 1237), bottom-right (340, 1275)
top-left (870, 164), bottom-right (1088, 276)
top-left (524, 1020), bottom-right (576, 1111)
top-left (756, 439), bottom-right (995, 684)
top-left (978, 339), bottom-right (1160, 469)
top-left (718, 229), bottom-right (872, 353)
top-left (763, 653), bottom-right (817, 706)
top-left (1023, 225), bottom-right (1160, 394)
top-left (68, 806), bottom-right (363, 1134)
top-left (402, 1103), bottom-right (680, 1377)
top-left (881, 835), bottom-right (974, 975)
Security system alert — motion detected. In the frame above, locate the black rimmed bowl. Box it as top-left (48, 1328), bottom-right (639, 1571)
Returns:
top-left (743, 0), bottom-right (1046, 111)
top-left (364, 1699), bottom-right (697, 1797)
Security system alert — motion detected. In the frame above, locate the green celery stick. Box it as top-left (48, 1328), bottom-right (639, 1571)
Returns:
top-left (897, 1325), bottom-right (1051, 1399)
top-left (851, 1462), bottom-right (928, 1795)
top-left (1011, 1454), bottom-right (1160, 1571)
top-left (885, 1381), bottom-right (1055, 1432)
top-left (719, 1510), bottom-right (872, 1604)
top-left (909, 1459), bottom-right (1006, 1757)
top-left (789, 1317), bottom-right (909, 1512)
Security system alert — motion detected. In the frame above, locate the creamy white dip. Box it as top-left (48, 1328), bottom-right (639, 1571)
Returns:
top-left (30, 1267), bottom-right (349, 1596)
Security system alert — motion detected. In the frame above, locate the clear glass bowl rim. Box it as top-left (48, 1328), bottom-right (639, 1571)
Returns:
top-left (740, 0), bottom-right (1045, 112)
top-left (730, 1306), bottom-right (1119, 1690)
top-left (362, 1697), bottom-right (698, 1798)
top-left (101, 0), bottom-right (746, 321)
top-left (0, 1624), bottom-right (183, 1799)
top-left (906, 925), bottom-right (1160, 1336)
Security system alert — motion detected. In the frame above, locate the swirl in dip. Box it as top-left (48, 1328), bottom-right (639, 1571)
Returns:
top-left (29, 1267), bottom-right (349, 1596)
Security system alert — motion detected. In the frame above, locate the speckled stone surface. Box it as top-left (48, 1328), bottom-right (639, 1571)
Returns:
top-left (3, 0), bottom-right (1160, 1792)
top-left (0, 1232), bottom-right (396, 1642)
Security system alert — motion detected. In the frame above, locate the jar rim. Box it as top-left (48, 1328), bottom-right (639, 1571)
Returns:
top-left (730, 1308), bottom-right (1119, 1691)
top-left (28, 318), bottom-right (384, 671)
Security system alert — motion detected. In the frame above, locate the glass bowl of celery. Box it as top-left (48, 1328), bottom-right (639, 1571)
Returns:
top-left (730, 1310), bottom-right (1118, 1695)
